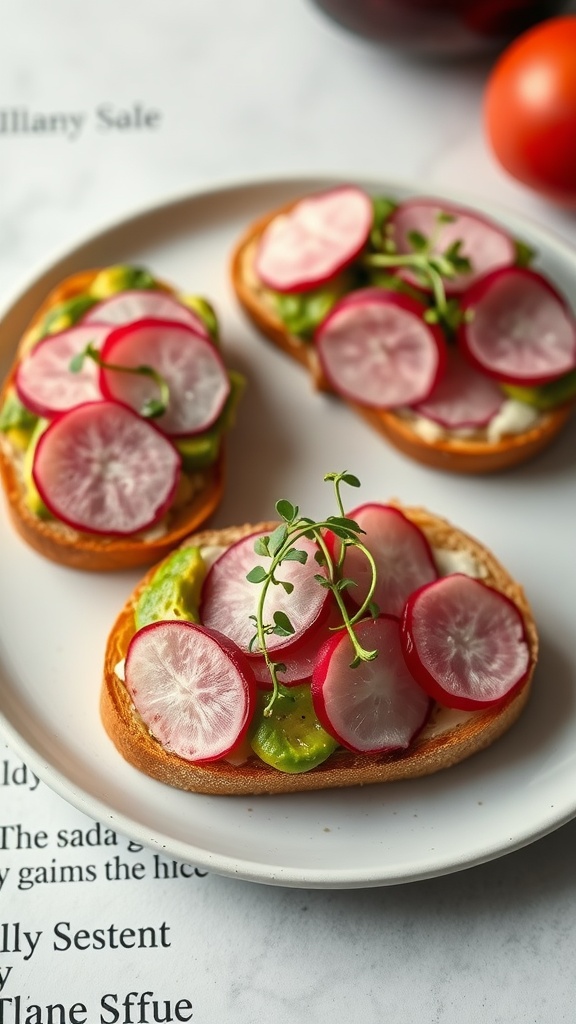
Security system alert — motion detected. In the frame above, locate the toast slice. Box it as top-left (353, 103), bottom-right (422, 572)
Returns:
top-left (0, 269), bottom-right (230, 570)
top-left (101, 507), bottom-right (538, 795)
top-left (231, 199), bottom-right (574, 474)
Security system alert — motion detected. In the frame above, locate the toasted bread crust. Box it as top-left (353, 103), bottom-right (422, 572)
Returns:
top-left (0, 270), bottom-right (225, 570)
top-left (231, 201), bottom-right (574, 473)
top-left (101, 508), bottom-right (538, 795)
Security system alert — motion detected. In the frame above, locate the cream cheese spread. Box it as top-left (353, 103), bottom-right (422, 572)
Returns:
top-left (400, 398), bottom-right (540, 444)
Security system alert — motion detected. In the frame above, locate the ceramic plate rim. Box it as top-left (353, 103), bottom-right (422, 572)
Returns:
top-left (1, 173), bottom-right (576, 889)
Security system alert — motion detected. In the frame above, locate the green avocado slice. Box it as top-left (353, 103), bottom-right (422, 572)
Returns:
top-left (502, 371), bottom-right (576, 411)
top-left (22, 419), bottom-right (50, 518)
top-left (174, 370), bottom-right (245, 470)
top-left (135, 546), bottom-right (206, 630)
top-left (250, 684), bottom-right (338, 773)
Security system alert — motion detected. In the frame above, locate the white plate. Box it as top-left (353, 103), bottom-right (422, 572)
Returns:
top-left (1, 176), bottom-right (576, 889)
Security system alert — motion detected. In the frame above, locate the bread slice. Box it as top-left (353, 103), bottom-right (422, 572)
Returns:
top-left (231, 200), bottom-right (574, 474)
top-left (101, 507), bottom-right (538, 795)
top-left (0, 270), bottom-right (226, 571)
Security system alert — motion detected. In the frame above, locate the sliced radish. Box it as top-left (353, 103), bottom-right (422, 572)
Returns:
top-left (250, 599), bottom-right (343, 688)
top-left (15, 323), bottom-right (110, 418)
top-left (32, 401), bottom-right (181, 535)
top-left (459, 267), bottom-right (576, 386)
top-left (200, 530), bottom-right (330, 655)
top-left (411, 347), bottom-right (505, 429)
top-left (315, 289), bottom-right (447, 409)
top-left (388, 198), bottom-right (515, 294)
top-left (99, 318), bottom-right (231, 437)
top-left (401, 574), bottom-right (531, 711)
top-left (125, 621), bottom-right (256, 763)
top-left (254, 185), bottom-right (373, 293)
top-left (339, 503), bottom-right (438, 617)
top-left (84, 289), bottom-right (209, 337)
top-left (312, 615), bottom-right (431, 754)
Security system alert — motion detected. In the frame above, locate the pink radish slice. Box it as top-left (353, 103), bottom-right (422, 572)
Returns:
top-left (254, 185), bottom-right (373, 293)
top-left (315, 289), bottom-right (447, 409)
top-left (340, 503), bottom-right (438, 618)
top-left (250, 600), bottom-right (343, 688)
top-left (99, 318), bottom-right (230, 437)
top-left (312, 615), bottom-right (431, 754)
top-left (401, 574), bottom-right (531, 711)
top-left (459, 267), bottom-right (576, 386)
top-left (125, 621), bottom-right (256, 763)
top-left (33, 401), bottom-right (180, 535)
top-left (15, 324), bottom-right (110, 418)
top-left (200, 530), bottom-right (330, 656)
top-left (412, 348), bottom-right (505, 429)
top-left (84, 290), bottom-right (209, 337)
top-left (388, 198), bottom-right (515, 294)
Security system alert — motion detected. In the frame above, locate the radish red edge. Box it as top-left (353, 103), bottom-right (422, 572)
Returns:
top-left (400, 575), bottom-right (532, 712)
top-left (32, 401), bottom-right (182, 537)
top-left (314, 289), bottom-right (448, 410)
top-left (84, 290), bottom-right (210, 337)
top-left (248, 598), bottom-right (342, 689)
top-left (342, 502), bottom-right (438, 618)
top-left (200, 529), bottom-right (331, 656)
top-left (458, 267), bottom-right (576, 388)
top-left (388, 198), bottom-right (516, 296)
top-left (254, 185), bottom-right (374, 295)
top-left (309, 610), bottom-right (430, 757)
top-left (14, 324), bottom-right (109, 419)
top-left (99, 318), bottom-right (231, 438)
top-left (411, 349), bottom-right (505, 430)
top-left (125, 621), bottom-right (256, 764)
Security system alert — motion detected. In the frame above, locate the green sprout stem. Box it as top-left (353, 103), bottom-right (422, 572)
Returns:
top-left (363, 250), bottom-right (452, 318)
top-left (69, 342), bottom-right (170, 419)
top-left (248, 472), bottom-right (379, 716)
top-left (363, 210), bottom-right (472, 332)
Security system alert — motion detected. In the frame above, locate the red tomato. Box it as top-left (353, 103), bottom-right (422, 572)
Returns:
top-left (484, 16), bottom-right (576, 206)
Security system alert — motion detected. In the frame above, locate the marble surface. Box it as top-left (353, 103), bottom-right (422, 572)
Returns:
top-left (2, 1), bottom-right (576, 1020)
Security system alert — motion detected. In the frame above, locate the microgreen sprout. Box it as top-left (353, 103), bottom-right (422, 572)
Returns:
top-left (246, 471), bottom-right (379, 715)
top-left (69, 343), bottom-right (170, 419)
top-left (364, 210), bottom-right (472, 334)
